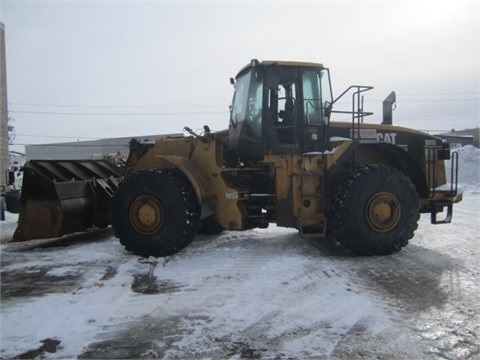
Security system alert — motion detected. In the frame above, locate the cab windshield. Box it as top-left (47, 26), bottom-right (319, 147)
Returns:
top-left (230, 69), bottom-right (263, 138)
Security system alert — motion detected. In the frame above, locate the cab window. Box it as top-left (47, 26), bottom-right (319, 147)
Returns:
top-left (230, 70), bottom-right (263, 138)
top-left (302, 69), bottom-right (332, 125)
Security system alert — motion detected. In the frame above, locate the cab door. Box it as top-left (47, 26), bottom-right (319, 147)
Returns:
top-left (301, 69), bottom-right (333, 152)
top-left (265, 66), bottom-right (302, 154)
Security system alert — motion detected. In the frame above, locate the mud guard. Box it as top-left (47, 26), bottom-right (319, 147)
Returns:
top-left (133, 155), bottom-right (216, 219)
top-left (352, 143), bottom-right (430, 197)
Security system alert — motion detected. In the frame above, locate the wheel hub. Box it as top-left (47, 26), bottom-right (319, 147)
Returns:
top-left (129, 195), bottom-right (164, 235)
top-left (365, 191), bottom-right (401, 233)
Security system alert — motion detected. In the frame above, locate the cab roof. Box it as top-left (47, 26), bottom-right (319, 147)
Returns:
top-left (236, 59), bottom-right (325, 78)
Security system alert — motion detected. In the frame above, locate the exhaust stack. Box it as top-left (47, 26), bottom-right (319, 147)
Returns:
top-left (382, 91), bottom-right (396, 125)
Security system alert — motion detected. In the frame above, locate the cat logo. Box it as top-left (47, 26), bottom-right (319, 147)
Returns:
top-left (377, 132), bottom-right (397, 145)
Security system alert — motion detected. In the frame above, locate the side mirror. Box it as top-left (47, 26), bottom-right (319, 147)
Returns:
top-left (324, 102), bottom-right (332, 118)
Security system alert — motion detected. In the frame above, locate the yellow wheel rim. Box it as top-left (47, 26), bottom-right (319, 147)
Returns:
top-left (365, 191), bottom-right (401, 233)
top-left (129, 195), bottom-right (164, 235)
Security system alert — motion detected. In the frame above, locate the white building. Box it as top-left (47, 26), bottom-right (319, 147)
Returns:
top-left (25, 134), bottom-right (179, 161)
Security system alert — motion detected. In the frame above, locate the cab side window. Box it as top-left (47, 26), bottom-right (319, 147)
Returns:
top-left (302, 70), bottom-right (332, 125)
top-left (245, 79), bottom-right (263, 138)
top-left (277, 84), bottom-right (296, 126)
top-left (273, 83), bottom-right (296, 144)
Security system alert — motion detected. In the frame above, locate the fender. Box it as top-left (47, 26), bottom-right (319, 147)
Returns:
top-left (133, 154), bottom-right (216, 219)
top-left (354, 143), bottom-right (430, 197)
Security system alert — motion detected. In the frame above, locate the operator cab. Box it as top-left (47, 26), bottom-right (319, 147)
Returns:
top-left (228, 59), bottom-right (333, 160)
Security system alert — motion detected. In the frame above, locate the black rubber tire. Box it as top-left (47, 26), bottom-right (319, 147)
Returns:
top-left (330, 164), bottom-right (420, 255)
top-left (111, 169), bottom-right (200, 257)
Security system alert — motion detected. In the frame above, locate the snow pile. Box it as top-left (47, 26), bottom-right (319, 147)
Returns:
top-left (445, 145), bottom-right (480, 191)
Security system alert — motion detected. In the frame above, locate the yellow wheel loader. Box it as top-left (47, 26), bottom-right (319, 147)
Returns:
top-left (13, 60), bottom-right (462, 256)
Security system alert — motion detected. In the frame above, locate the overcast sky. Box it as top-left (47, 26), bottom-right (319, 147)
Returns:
top-left (1, 0), bottom-right (479, 153)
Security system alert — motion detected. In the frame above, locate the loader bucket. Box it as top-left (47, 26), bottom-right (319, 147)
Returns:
top-left (12, 160), bottom-right (123, 242)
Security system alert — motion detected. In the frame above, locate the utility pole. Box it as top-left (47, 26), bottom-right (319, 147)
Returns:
top-left (0, 22), bottom-right (8, 189)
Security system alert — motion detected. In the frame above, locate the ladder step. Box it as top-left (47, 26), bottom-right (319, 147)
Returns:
top-left (298, 217), bottom-right (327, 238)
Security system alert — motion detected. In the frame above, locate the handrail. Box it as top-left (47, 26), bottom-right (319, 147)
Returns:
top-left (330, 85), bottom-right (374, 140)
top-left (450, 151), bottom-right (459, 196)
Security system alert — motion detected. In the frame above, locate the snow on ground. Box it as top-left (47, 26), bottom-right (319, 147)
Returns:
top-left (0, 146), bottom-right (479, 359)
top-left (1, 227), bottom-right (407, 359)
